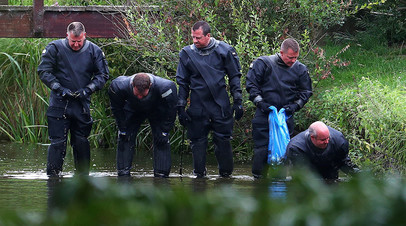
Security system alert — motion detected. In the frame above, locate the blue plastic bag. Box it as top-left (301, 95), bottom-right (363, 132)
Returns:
top-left (267, 106), bottom-right (290, 165)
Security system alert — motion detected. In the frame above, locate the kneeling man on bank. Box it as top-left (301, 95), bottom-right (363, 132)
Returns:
top-left (285, 121), bottom-right (360, 180)
top-left (108, 73), bottom-right (177, 177)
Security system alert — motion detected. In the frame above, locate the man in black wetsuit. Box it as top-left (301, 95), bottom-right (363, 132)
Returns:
top-left (176, 21), bottom-right (243, 178)
top-left (38, 22), bottom-right (109, 176)
top-left (108, 73), bottom-right (177, 177)
top-left (246, 38), bottom-right (312, 178)
top-left (286, 121), bottom-right (359, 180)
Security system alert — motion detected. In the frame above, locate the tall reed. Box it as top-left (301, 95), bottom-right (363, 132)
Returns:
top-left (0, 39), bottom-right (49, 143)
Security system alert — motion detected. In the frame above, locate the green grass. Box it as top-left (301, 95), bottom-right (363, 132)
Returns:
top-left (313, 43), bottom-right (406, 89)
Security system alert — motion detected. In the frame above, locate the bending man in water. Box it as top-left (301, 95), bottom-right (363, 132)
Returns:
top-left (285, 121), bottom-right (360, 180)
top-left (108, 73), bottom-right (177, 177)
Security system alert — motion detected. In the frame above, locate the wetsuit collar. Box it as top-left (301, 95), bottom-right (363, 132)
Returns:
top-left (64, 38), bottom-right (89, 53)
top-left (276, 53), bottom-right (291, 68)
top-left (191, 38), bottom-right (219, 56)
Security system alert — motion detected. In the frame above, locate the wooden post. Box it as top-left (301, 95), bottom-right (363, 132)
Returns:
top-left (33, 0), bottom-right (44, 37)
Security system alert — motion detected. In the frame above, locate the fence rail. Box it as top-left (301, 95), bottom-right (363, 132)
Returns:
top-left (0, 0), bottom-right (151, 38)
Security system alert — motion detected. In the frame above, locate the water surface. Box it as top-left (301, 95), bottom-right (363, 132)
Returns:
top-left (0, 142), bottom-right (286, 213)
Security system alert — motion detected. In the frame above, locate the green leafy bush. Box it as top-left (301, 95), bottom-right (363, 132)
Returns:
top-left (353, 0), bottom-right (406, 45)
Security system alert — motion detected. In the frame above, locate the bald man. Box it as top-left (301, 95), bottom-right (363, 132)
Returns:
top-left (285, 121), bottom-right (359, 180)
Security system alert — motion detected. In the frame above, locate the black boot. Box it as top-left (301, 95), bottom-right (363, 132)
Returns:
top-left (72, 136), bottom-right (90, 176)
top-left (47, 141), bottom-right (66, 176)
top-left (117, 133), bottom-right (135, 176)
top-left (153, 135), bottom-right (171, 178)
top-left (252, 146), bottom-right (268, 178)
top-left (213, 136), bottom-right (233, 177)
top-left (191, 138), bottom-right (208, 177)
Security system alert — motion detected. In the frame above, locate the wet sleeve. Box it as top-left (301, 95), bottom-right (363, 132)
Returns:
top-left (161, 82), bottom-right (178, 133)
top-left (246, 59), bottom-right (267, 103)
top-left (108, 82), bottom-right (127, 131)
top-left (295, 67), bottom-right (313, 108)
top-left (88, 46), bottom-right (110, 93)
top-left (225, 47), bottom-right (242, 101)
top-left (176, 50), bottom-right (191, 107)
top-left (286, 144), bottom-right (308, 167)
top-left (37, 43), bottom-right (60, 88)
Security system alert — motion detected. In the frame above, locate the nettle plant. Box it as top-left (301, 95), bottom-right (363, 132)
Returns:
top-left (310, 44), bottom-right (351, 89)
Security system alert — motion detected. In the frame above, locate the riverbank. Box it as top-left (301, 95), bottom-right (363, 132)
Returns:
top-left (0, 38), bottom-right (405, 174)
top-left (296, 42), bottom-right (406, 174)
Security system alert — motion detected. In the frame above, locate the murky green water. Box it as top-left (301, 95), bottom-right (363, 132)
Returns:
top-left (0, 142), bottom-right (286, 213)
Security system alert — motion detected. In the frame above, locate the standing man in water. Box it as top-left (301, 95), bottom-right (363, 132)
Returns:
top-left (285, 121), bottom-right (360, 180)
top-left (246, 38), bottom-right (312, 178)
top-left (38, 22), bottom-right (109, 176)
top-left (108, 73), bottom-right (177, 177)
top-left (176, 21), bottom-right (244, 178)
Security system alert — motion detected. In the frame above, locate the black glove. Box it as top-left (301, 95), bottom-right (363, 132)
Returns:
top-left (283, 103), bottom-right (299, 115)
top-left (232, 99), bottom-right (243, 121)
top-left (74, 87), bottom-right (92, 100)
top-left (177, 106), bottom-right (191, 126)
top-left (59, 87), bottom-right (75, 98)
top-left (51, 82), bottom-right (74, 98)
top-left (257, 101), bottom-right (272, 114)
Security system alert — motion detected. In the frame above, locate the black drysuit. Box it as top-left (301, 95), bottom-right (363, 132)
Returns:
top-left (108, 74), bottom-right (177, 176)
top-left (176, 38), bottom-right (242, 177)
top-left (38, 38), bottom-right (109, 176)
top-left (246, 54), bottom-right (312, 176)
top-left (286, 126), bottom-right (358, 180)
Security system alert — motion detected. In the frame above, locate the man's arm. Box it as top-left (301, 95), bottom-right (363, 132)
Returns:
top-left (285, 144), bottom-right (308, 167)
top-left (161, 82), bottom-right (178, 133)
top-left (176, 50), bottom-right (191, 107)
top-left (108, 82), bottom-right (127, 132)
top-left (37, 43), bottom-right (60, 89)
top-left (87, 46), bottom-right (109, 93)
top-left (224, 46), bottom-right (243, 102)
top-left (295, 68), bottom-right (313, 109)
top-left (246, 59), bottom-right (269, 105)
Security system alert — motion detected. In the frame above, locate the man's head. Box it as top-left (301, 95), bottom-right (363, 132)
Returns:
top-left (132, 73), bottom-right (151, 99)
top-left (66, 22), bottom-right (86, 51)
top-left (191, 21), bottom-right (211, 49)
top-left (309, 121), bottom-right (330, 149)
top-left (280, 38), bottom-right (300, 67)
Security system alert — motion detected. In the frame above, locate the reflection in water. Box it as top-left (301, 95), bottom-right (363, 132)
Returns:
top-left (47, 176), bottom-right (63, 212)
top-left (268, 181), bottom-right (287, 199)
top-left (1, 142), bottom-right (288, 213)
